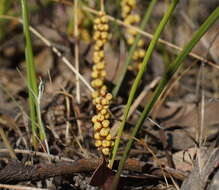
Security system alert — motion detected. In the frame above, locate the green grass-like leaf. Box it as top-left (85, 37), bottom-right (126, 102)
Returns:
top-left (112, 4), bottom-right (219, 190)
top-left (21, 0), bottom-right (48, 151)
top-left (0, 0), bottom-right (12, 39)
top-left (109, 0), bottom-right (179, 170)
top-left (21, 0), bottom-right (38, 149)
top-left (112, 0), bottom-right (157, 97)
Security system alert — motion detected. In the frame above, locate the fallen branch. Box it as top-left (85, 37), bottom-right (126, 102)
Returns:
top-left (0, 158), bottom-right (185, 184)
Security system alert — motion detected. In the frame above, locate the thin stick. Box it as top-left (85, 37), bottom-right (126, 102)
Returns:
top-left (134, 137), bottom-right (169, 188)
top-left (100, 0), bottom-right (104, 12)
top-left (0, 148), bottom-right (74, 162)
top-left (199, 62), bottom-right (206, 146)
top-left (74, 0), bottom-right (80, 103)
top-left (29, 24), bottom-right (94, 92)
top-left (0, 128), bottom-right (17, 159)
top-left (73, 0), bottom-right (83, 142)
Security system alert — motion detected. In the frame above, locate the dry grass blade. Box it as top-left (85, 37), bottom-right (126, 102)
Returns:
top-left (74, 0), bottom-right (80, 103)
top-left (133, 136), bottom-right (169, 187)
top-left (0, 128), bottom-right (17, 159)
top-left (28, 24), bottom-right (94, 92)
top-left (0, 148), bottom-right (74, 162)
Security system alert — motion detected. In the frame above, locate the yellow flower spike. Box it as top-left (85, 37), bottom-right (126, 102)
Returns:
top-left (128, 65), bottom-right (134, 71)
top-left (91, 91), bottom-right (99, 99)
top-left (101, 15), bottom-right (108, 23)
top-left (93, 25), bottom-right (98, 31)
top-left (103, 105), bottom-right (109, 110)
top-left (101, 85), bottom-right (107, 92)
top-left (92, 10), bottom-right (114, 157)
top-left (96, 40), bottom-right (104, 48)
top-left (101, 32), bottom-right (109, 40)
top-left (123, 5), bottom-right (131, 16)
top-left (94, 79), bottom-right (103, 87)
top-left (102, 24), bottom-right (109, 31)
top-left (100, 108), bottom-right (108, 115)
top-left (94, 97), bottom-right (101, 104)
top-left (138, 49), bottom-right (145, 58)
top-left (111, 141), bottom-right (115, 147)
top-left (102, 120), bottom-right (110, 128)
top-left (91, 71), bottom-right (98, 78)
top-left (94, 122), bottom-right (102, 131)
top-left (93, 51), bottom-right (99, 57)
top-left (104, 113), bottom-right (110, 119)
top-left (95, 140), bottom-right (102, 147)
top-left (96, 62), bottom-right (105, 70)
top-left (93, 31), bottom-right (101, 40)
top-left (92, 99), bottom-right (97, 105)
top-left (94, 43), bottom-right (101, 50)
top-left (124, 17), bottom-right (131, 25)
top-left (100, 88), bottom-right (107, 96)
top-left (132, 51), bottom-right (139, 60)
top-left (102, 39), bottom-right (107, 44)
top-left (97, 114), bottom-right (105, 121)
top-left (133, 14), bottom-right (140, 22)
top-left (127, 28), bottom-right (137, 35)
top-left (81, 29), bottom-right (91, 42)
top-left (92, 115), bottom-right (98, 123)
top-left (93, 56), bottom-right (101, 63)
top-left (125, 15), bottom-right (134, 23)
top-left (102, 140), bottom-right (111, 147)
top-left (98, 50), bottom-right (104, 58)
top-left (97, 24), bottom-right (104, 31)
top-left (99, 11), bottom-right (104, 17)
top-left (138, 39), bottom-right (144, 47)
top-left (94, 132), bottom-right (101, 140)
top-left (127, 0), bottom-right (136, 7)
top-left (105, 93), bottom-right (113, 101)
top-left (101, 98), bottom-right (109, 105)
top-left (127, 36), bottom-right (134, 45)
top-left (94, 18), bottom-right (101, 25)
top-left (92, 65), bottom-right (97, 70)
top-left (106, 134), bottom-right (112, 141)
top-left (91, 80), bottom-right (97, 87)
top-left (96, 104), bottom-right (103, 111)
top-left (100, 128), bottom-right (110, 137)
top-left (102, 148), bottom-right (110, 155)
top-left (100, 70), bottom-right (106, 78)
top-left (121, 0), bottom-right (145, 72)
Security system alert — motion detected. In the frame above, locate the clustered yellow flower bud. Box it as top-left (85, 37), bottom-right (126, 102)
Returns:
top-left (121, 0), bottom-right (145, 71)
top-left (91, 11), bottom-right (114, 156)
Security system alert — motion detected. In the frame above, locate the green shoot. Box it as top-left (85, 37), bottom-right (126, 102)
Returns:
top-left (109, 0), bottom-right (179, 170)
top-left (112, 0), bottom-right (157, 97)
top-left (112, 4), bottom-right (219, 189)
